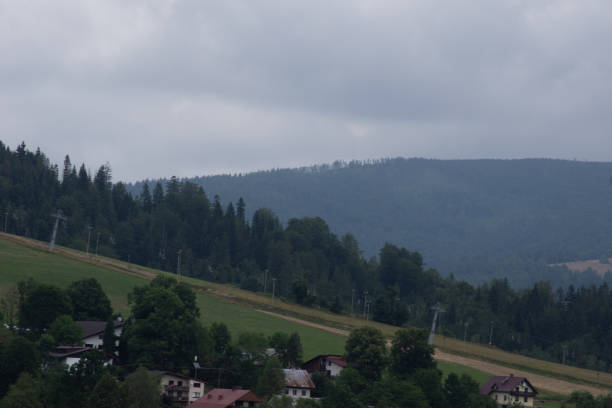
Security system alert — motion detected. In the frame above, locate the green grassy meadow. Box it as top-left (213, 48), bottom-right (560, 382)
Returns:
top-left (0, 236), bottom-right (344, 359)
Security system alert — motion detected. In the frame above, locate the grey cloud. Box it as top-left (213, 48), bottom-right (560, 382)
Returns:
top-left (1, 0), bottom-right (612, 181)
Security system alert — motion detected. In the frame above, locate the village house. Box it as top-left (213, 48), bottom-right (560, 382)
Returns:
top-left (191, 387), bottom-right (261, 408)
top-left (301, 354), bottom-right (347, 379)
top-left (149, 370), bottom-right (204, 406)
top-left (480, 374), bottom-right (538, 407)
top-left (77, 319), bottom-right (123, 351)
top-left (283, 368), bottom-right (316, 401)
top-left (48, 320), bottom-right (123, 369)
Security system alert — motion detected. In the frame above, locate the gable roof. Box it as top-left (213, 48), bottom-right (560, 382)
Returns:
top-left (480, 375), bottom-right (537, 395)
top-left (49, 346), bottom-right (117, 363)
top-left (283, 369), bottom-right (315, 389)
top-left (50, 346), bottom-right (93, 358)
top-left (191, 388), bottom-right (261, 408)
top-left (327, 355), bottom-right (348, 368)
top-left (77, 320), bottom-right (123, 339)
top-left (148, 370), bottom-right (198, 382)
top-left (301, 354), bottom-right (347, 368)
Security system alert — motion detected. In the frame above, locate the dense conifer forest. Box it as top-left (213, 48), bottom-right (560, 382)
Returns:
top-left (2, 141), bottom-right (612, 371)
top-left (134, 158), bottom-right (612, 287)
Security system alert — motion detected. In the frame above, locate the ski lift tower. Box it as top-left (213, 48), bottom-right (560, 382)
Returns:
top-left (428, 302), bottom-right (446, 345)
top-left (49, 210), bottom-right (67, 252)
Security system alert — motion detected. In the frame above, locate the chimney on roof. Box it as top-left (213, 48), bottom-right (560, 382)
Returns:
top-left (232, 386), bottom-right (242, 391)
top-left (510, 373), bottom-right (514, 377)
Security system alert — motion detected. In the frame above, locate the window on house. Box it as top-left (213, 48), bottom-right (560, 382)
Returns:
top-left (525, 396), bottom-right (528, 402)
top-left (504, 395), bottom-right (507, 401)
top-left (302, 390), bottom-right (306, 396)
top-left (328, 361), bottom-right (332, 366)
top-left (293, 389), bottom-right (297, 396)
top-left (495, 395), bottom-right (498, 401)
top-left (178, 381), bottom-right (183, 386)
top-left (192, 392), bottom-right (200, 398)
top-left (193, 382), bottom-right (201, 388)
top-left (98, 334), bottom-right (103, 339)
top-left (286, 390), bottom-right (290, 395)
top-left (169, 381), bottom-right (174, 385)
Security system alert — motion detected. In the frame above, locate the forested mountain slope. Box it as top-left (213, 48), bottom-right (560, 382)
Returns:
top-left (4, 141), bottom-right (612, 370)
top-left (134, 158), bottom-right (612, 285)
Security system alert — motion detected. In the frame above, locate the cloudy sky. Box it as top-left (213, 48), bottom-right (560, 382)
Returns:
top-left (1, 1), bottom-right (611, 182)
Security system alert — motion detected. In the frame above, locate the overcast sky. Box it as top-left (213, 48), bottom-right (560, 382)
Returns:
top-left (1, 1), bottom-right (611, 182)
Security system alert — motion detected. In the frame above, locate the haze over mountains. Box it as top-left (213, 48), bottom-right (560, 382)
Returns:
top-left (132, 158), bottom-right (612, 286)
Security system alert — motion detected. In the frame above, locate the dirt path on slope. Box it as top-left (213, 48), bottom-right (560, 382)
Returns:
top-left (257, 309), bottom-right (610, 397)
top-left (435, 351), bottom-right (608, 397)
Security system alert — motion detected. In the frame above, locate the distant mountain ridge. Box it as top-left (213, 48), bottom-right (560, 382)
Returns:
top-left (129, 158), bottom-right (612, 286)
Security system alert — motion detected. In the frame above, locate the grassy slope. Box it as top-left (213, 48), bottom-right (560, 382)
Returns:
top-left (0, 233), bottom-right (609, 394)
top-left (0, 236), bottom-right (344, 359)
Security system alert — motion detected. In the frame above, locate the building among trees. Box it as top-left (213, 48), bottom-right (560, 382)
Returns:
top-left (480, 375), bottom-right (537, 407)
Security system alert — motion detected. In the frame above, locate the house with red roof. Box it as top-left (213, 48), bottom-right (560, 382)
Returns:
top-left (301, 354), bottom-right (347, 378)
top-left (480, 374), bottom-right (538, 407)
top-left (191, 387), bottom-right (261, 408)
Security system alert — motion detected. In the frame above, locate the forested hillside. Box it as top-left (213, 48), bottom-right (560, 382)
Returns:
top-left (3, 141), bottom-right (612, 371)
top-left (133, 158), bottom-right (612, 286)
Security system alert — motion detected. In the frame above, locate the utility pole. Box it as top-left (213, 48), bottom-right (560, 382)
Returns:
top-left (264, 269), bottom-right (268, 294)
top-left (351, 288), bottom-right (355, 316)
top-left (49, 210), bottom-right (67, 252)
top-left (428, 303), bottom-right (446, 345)
top-left (463, 322), bottom-right (469, 342)
top-left (86, 225), bottom-right (93, 256)
top-left (272, 278), bottom-right (276, 299)
top-left (177, 249), bottom-right (182, 281)
top-left (489, 321), bottom-right (495, 346)
top-left (3, 210), bottom-right (8, 232)
top-left (95, 232), bottom-right (101, 256)
top-left (363, 290), bottom-right (368, 319)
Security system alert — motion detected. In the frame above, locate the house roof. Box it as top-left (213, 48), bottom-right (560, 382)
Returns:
top-left (327, 355), bottom-right (348, 368)
top-left (480, 375), bottom-right (537, 395)
top-left (283, 369), bottom-right (315, 389)
top-left (191, 388), bottom-right (261, 408)
top-left (301, 354), bottom-right (347, 368)
top-left (50, 346), bottom-right (93, 358)
top-left (76, 320), bottom-right (123, 339)
top-left (148, 370), bottom-right (199, 382)
top-left (50, 346), bottom-right (117, 361)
